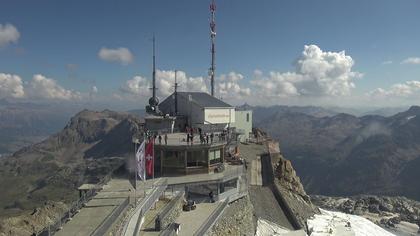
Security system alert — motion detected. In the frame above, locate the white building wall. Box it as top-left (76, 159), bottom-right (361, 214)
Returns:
top-left (204, 108), bottom-right (235, 124)
top-left (232, 110), bottom-right (253, 142)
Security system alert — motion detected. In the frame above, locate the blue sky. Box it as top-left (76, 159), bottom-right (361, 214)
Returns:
top-left (1, 0), bottom-right (420, 109)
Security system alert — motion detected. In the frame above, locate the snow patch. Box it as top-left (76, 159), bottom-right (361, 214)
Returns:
top-left (407, 115), bottom-right (416, 120)
top-left (307, 209), bottom-right (396, 236)
top-left (255, 219), bottom-right (294, 236)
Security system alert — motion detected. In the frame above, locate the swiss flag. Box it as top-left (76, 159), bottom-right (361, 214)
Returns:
top-left (145, 139), bottom-right (154, 177)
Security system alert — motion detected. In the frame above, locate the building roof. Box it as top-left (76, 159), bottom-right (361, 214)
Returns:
top-left (160, 92), bottom-right (232, 110)
top-left (177, 92), bottom-right (232, 108)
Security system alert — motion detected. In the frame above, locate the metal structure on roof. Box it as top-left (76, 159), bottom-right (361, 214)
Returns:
top-left (146, 36), bottom-right (162, 116)
top-left (209, 0), bottom-right (216, 97)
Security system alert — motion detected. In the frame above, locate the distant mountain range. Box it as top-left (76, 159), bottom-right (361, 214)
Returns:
top-left (0, 99), bottom-right (79, 155)
top-left (1, 100), bottom-right (418, 200)
top-left (0, 109), bottom-right (142, 217)
top-left (254, 105), bottom-right (420, 201)
top-left (0, 100), bottom-right (145, 156)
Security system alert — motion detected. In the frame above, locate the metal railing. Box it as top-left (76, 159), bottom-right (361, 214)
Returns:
top-left (35, 169), bottom-right (116, 236)
top-left (91, 197), bottom-right (129, 236)
top-left (193, 197), bottom-right (229, 236)
top-left (155, 191), bottom-right (184, 231)
top-left (123, 178), bottom-right (168, 236)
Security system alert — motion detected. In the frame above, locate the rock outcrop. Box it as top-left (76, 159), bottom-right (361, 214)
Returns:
top-left (268, 140), bottom-right (320, 230)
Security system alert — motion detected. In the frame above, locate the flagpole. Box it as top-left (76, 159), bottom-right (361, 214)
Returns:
top-left (134, 142), bottom-right (137, 206)
top-left (144, 137), bottom-right (147, 197)
top-left (152, 138), bottom-right (155, 181)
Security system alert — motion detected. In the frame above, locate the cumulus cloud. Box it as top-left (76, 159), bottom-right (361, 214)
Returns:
top-left (0, 73), bottom-right (25, 98)
top-left (367, 81), bottom-right (420, 98)
top-left (218, 72), bottom-right (251, 99)
top-left (0, 23), bottom-right (20, 47)
top-left (91, 86), bottom-right (98, 93)
top-left (401, 57), bottom-right (420, 65)
top-left (98, 47), bottom-right (134, 65)
top-left (251, 45), bottom-right (361, 100)
top-left (121, 75), bottom-right (151, 97)
top-left (29, 74), bottom-right (81, 100)
top-left (120, 70), bottom-right (208, 99)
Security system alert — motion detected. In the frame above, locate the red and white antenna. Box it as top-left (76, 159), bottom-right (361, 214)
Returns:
top-left (209, 0), bottom-right (216, 97)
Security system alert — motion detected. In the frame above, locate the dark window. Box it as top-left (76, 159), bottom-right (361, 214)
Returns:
top-left (187, 150), bottom-right (206, 167)
top-left (209, 149), bottom-right (222, 165)
top-left (246, 113), bottom-right (249, 122)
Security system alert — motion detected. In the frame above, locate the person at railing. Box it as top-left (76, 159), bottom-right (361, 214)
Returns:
top-left (200, 133), bottom-right (204, 144)
top-left (158, 135), bottom-right (162, 144)
top-left (190, 132), bottom-right (194, 145)
top-left (209, 191), bottom-right (215, 203)
top-left (210, 132), bottom-right (214, 143)
top-left (206, 134), bottom-right (209, 144)
top-left (164, 133), bottom-right (168, 145)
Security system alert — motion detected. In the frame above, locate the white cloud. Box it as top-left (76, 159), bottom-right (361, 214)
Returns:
top-left (367, 81), bottom-right (420, 98)
top-left (401, 57), bottom-right (420, 65)
top-left (98, 47), bottom-right (134, 65)
top-left (29, 74), bottom-right (81, 100)
top-left (0, 73), bottom-right (25, 98)
top-left (121, 75), bottom-right (151, 97)
top-left (156, 70), bottom-right (208, 97)
top-left (218, 72), bottom-right (251, 99)
top-left (251, 45), bottom-right (361, 100)
top-left (120, 70), bottom-right (208, 100)
top-left (91, 86), bottom-right (98, 93)
top-left (0, 24), bottom-right (20, 47)
top-left (382, 60), bottom-right (393, 65)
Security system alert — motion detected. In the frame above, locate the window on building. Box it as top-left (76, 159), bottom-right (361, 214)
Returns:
top-left (163, 151), bottom-right (184, 168)
top-left (246, 113), bottom-right (249, 122)
top-left (209, 148), bottom-right (222, 165)
top-left (187, 150), bottom-right (206, 167)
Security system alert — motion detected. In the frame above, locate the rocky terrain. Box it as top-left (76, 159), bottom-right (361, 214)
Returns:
top-left (209, 196), bottom-right (256, 236)
top-left (270, 141), bottom-right (320, 230)
top-left (312, 195), bottom-right (420, 234)
top-left (254, 105), bottom-right (420, 201)
top-left (0, 109), bottom-right (143, 234)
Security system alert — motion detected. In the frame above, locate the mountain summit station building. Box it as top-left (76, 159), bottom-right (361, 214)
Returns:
top-left (143, 92), bottom-right (252, 176)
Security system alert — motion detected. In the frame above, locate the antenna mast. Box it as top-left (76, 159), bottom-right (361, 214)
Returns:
top-left (209, 0), bottom-right (216, 96)
top-left (146, 35), bottom-right (160, 115)
top-left (174, 70), bottom-right (179, 115)
top-left (152, 35), bottom-right (157, 99)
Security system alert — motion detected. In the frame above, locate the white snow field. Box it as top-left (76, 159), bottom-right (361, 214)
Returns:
top-left (255, 209), bottom-right (399, 236)
top-left (307, 209), bottom-right (396, 236)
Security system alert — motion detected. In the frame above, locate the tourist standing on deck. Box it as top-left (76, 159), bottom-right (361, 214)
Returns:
top-left (164, 133), bottom-right (168, 145)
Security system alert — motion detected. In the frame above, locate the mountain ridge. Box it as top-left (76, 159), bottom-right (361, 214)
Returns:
top-left (255, 105), bottom-right (420, 200)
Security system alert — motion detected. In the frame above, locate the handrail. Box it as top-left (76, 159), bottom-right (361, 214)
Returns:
top-left (122, 178), bottom-right (168, 236)
top-left (193, 197), bottom-right (229, 236)
top-left (91, 197), bottom-right (129, 236)
top-left (35, 164), bottom-right (120, 236)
